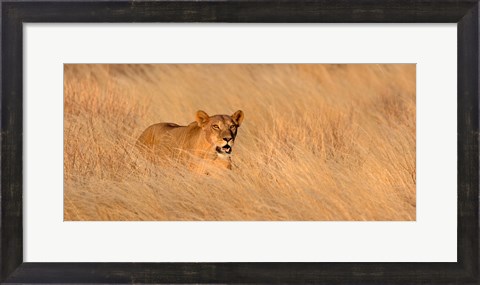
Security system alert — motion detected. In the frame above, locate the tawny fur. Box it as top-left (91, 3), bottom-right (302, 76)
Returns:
top-left (136, 110), bottom-right (244, 170)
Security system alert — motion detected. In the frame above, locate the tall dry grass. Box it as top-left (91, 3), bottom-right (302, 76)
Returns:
top-left (64, 64), bottom-right (415, 221)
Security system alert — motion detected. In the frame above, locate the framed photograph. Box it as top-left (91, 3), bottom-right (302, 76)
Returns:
top-left (2, 0), bottom-right (478, 283)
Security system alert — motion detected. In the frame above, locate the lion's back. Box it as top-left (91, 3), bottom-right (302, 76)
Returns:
top-left (136, 123), bottom-right (182, 152)
top-left (136, 121), bottom-right (202, 157)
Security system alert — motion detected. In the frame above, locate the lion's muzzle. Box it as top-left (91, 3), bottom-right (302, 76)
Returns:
top-left (216, 144), bottom-right (232, 155)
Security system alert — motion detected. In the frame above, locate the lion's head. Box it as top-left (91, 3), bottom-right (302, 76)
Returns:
top-left (195, 110), bottom-right (244, 157)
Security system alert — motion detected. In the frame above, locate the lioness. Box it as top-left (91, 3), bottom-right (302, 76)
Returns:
top-left (136, 110), bottom-right (244, 170)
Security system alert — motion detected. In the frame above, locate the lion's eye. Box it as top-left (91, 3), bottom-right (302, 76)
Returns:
top-left (212, 125), bottom-right (220, 130)
top-left (230, 125), bottom-right (236, 130)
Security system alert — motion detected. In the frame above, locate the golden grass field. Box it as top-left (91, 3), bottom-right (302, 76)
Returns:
top-left (64, 64), bottom-right (416, 221)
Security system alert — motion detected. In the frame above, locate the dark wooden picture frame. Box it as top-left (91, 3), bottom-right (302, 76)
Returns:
top-left (2, 0), bottom-right (479, 283)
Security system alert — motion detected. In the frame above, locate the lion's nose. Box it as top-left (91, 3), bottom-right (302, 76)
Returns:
top-left (223, 137), bottom-right (232, 143)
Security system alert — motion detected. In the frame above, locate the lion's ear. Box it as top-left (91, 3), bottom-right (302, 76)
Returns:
top-left (195, 110), bottom-right (210, 127)
top-left (231, 110), bottom-right (244, 126)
